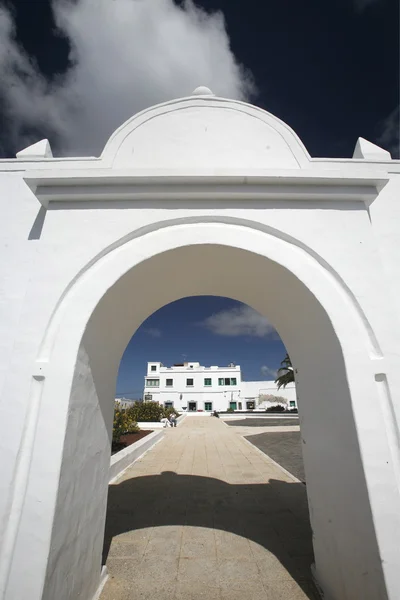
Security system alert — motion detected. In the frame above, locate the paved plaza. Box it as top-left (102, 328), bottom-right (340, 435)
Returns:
top-left (101, 416), bottom-right (319, 600)
top-left (224, 417), bottom-right (305, 483)
top-left (245, 430), bottom-right (305, 483)
top-left (225, 417), bottom-right (300, 428)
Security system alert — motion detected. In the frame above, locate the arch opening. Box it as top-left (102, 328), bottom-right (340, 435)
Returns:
top-left (116, 294), bottom-right (293, 414)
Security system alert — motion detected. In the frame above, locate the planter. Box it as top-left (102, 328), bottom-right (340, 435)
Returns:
top-left (111, 430), bottom-right (153, 455)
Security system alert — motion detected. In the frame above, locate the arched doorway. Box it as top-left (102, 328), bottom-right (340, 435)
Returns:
top-left (5, 221), bottom-right (391, 600)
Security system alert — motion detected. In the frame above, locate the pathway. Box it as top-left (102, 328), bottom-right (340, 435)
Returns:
top-left (101, 416), bottom-right (319, 600)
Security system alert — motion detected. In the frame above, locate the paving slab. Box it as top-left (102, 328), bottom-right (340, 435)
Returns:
top-left (101, 416), bottom-right (319, 600)
top-left (245, 430), bottom-right (305, 483)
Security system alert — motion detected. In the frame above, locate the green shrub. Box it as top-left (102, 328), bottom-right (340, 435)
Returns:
top-left (126, 401), bottom-right (164, 423)
top-left (226, 407), bottom-right (235, 413)
top-left (113, 403), bottom-right (140, 443)
top-left (123, 401), bottom-right (180, 423)
top-left (266, 404), bottom-right (286, 413)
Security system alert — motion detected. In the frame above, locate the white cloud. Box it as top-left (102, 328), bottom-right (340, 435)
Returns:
top-left (144, 327), bottom-right (162, 338)
top-left (0, 0), bottom-right (254, 156)
top-left (260, 365), bottom-right (277, 379)
top-left (201, 305), bottom-right (275, 338)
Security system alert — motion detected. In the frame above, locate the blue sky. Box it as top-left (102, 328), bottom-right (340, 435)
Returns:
top-left (117, 297), bottom-right (287, 398)
top-left (0, 0), bottom-right (398, 159)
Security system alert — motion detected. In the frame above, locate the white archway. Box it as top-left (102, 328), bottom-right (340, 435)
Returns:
top-left (1, 89), bottom-right (400, 600)
top-left (2, 220), bottom-right (393, 600)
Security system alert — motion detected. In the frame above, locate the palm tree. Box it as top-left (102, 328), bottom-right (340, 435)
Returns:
top-left (275, 353), bottom-right (295, 389)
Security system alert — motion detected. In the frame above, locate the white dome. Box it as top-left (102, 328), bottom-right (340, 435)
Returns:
top-left (191, 86), bottom-right (214, 96)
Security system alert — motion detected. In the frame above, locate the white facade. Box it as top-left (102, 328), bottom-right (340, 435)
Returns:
top-left (0, 87), bottom-right (400, 600)
top-left (241, 380), bottom-right (297, 409)
top-left (144, 361), bottom-right (296, 411)
top-left (114, 397), bottom-right (136, 409)
top-left (144, 361), bottom-right (240, 412)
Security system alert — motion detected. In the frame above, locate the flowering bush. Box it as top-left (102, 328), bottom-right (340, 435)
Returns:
top-left (124, 401), bottom-right (180, 423)
top-left (125, 401), bottom-right (164, 423)
top-left (113, 403), bottom-right (140, 443)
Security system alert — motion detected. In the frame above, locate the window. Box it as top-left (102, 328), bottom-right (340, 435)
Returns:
top-left (218, 377), bottom-right (237, 386)
top-left (238, 402), bottom-right (242, 410)
top-left (289, 400), bottom-right (296, 408)
top-left (146, 378), bottom-right (159, 387)
top-left (246, 401), bottom-right (255, 410)
top-left (165, 401), bottom-right (173, 409)
top-left (204, 378), bottom-right (212, 386)
top-left (166, 379), bottom-right (173, 387)
top-left (204, 402), bottom-right (213, 411)
top-left (144, 394), bottom-right (152, 401)
top-left (151, 365), bottom-right (157, 372)
top-left (186, 378), bottom-right (194, 386)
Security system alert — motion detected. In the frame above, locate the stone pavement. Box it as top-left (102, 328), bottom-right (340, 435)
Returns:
top-left (245, 431), bottom-right (305, 484)
top-left (101, 416), bottom-right (319, 600)
top-left (222, 418), bottom-right (304, 482)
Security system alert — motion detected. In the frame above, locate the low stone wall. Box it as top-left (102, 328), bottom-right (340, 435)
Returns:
top-left (109, 430), bottom-right (164, 482)
top-left (137, 421), bottom-right (164, 429)
top-left (138, 413), bottom-right (187, 429)
top-left (180, 411), bottom-right (213, 417)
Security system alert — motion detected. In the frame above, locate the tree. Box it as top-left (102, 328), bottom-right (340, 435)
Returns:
top-left (275, 353), bottom-right (295, 389)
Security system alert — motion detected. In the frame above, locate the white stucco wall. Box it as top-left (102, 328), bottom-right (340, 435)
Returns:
top-left (0, 92), bottom-right (399, 600)
top-left (144, 361), bottom-right (241, 411)
top-left (241, 380), bottom-right (297, 407)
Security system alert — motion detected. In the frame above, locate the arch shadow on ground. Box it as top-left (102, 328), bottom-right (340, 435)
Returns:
top-left (102, 471), bottom-right (319, 598)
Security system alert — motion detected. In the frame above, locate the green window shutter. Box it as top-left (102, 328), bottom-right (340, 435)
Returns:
top-left (146, 379), bottom-right (159, 387)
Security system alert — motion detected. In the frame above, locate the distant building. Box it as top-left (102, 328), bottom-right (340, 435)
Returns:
top-left (143, 361), bottom-right (297, 412)
top-left (114, 397), bottom-right (137, 409)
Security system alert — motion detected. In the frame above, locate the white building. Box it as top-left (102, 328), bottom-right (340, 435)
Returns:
top-left (143, 361), bottom-right (297, 411)
top-left (114, 397), bottom-right (136, 409)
